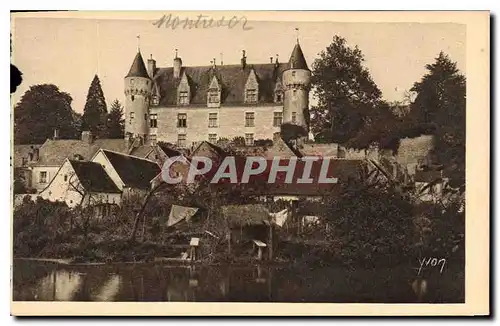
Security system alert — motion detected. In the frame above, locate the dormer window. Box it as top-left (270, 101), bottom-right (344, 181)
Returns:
top-left (177, 73), bottom-right (191, 106)
top-left (208, 90), bottom-right (220, 104)
top-left (244, 68), bottom-right (259, 104)
top-left (274, 78), bottom-right (284, 103)
top-left (245, 89), bottom-right (257, 103)
top-left (178, 91), bottom-right (189, 105)
top-left (207, 75), bottom-right (221, 108)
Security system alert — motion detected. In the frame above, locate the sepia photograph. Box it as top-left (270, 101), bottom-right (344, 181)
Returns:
top-left (9, 11), bottom-right (489, 316)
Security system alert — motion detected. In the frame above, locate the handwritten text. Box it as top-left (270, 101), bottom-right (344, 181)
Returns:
top-left (152, 14), bottom-right (253, 31)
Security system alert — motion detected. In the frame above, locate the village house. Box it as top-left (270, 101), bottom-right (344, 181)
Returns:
top-left (13, 130), bottom-right (170, 194)
top-left (38, 158), bottom-right (121, 212)
top-left (90, 149), bottom-right (161, 200)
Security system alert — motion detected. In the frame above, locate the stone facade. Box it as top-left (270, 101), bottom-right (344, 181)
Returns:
top-left (150, 105), bottom-right (283, 145)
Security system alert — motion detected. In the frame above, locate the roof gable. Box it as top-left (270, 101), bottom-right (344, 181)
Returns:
top-left (69, 160), bottom-right (121, 193)
top-left (101, 150), bottom-right (161, 190)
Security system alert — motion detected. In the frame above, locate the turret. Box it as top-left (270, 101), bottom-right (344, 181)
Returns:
top-left (282, 41), bottom-right (311, 132)
top-left (124, 50), bottom-right (152, 140)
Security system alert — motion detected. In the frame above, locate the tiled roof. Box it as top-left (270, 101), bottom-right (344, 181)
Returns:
top-left (126, 51), bottom-right (150, 78)
top-left (288, 43), bottom-right (309, 70)
top-left (69, 160), bottom-right (121, 193)
top-left (32, 138), bottom-right (168, 166)
top-left (299, 143), bottom-right (339, 157)
top-left (101, 150), bottom-right (161, 190)
top-left (153, 63), bottom-right (288, 106)
top-left (34, 139), bottom-right (128, 166)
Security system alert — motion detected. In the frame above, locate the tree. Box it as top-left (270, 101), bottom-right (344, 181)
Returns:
top-left (310, 35), bottom-right (383, 144)
top-left (409, 52), bottom-right (466, 186)
top-left (82, 75), bottom-right (108, 138)
top-left (14, 84), bottom-right (80, 144)
top-left (106, 99), bottom-right (125, 139)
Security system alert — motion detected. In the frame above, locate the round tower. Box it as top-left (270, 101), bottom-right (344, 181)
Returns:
top-left (282, 41), bottom-right (311, 132)
top-left (124, 50), bottom-right (152, 139)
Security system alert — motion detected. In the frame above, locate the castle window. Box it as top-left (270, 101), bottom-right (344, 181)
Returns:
top-left (144, 113), bottom-right (147, 121)
top-left (64, 175), bottom-right (68, 182)
top-left (245, 89), bottom-right (257, 103)
top-left (129, 112), bottom-right (135, 125)
top-left (177, 134), bottom-right (187, 148)
top-left (275, 93), bottom-right (283, 103)
top-left (208, 133), bottom-right (217, 144)
top-left (149, 134), bottom-right (157, 142)
top-left (208, 90), bottom-right (219, 104)
top-left (273, 112), bottom-right (283, 127)
top-left (131, 79), bottom-right (135, 85)
top-left (150, 114), bottom-right (158, 128)
top-left (131, 95), bottom-right (135, 101)
top-left (245, 112), bottom-right (255, 127)
top-left (178, 91), bottom-right (189, 105)
top-left (292, 71), bottom-right (296, 77)
top-left (292, 112), bottom-right (297, 123)
top-left (39, 171), bottom-right (47, 184)
top-left (208, 113), bottom-right (218, 128)
top-left (177, 113), bottom-right (187, 128)
top-left (245, 133), bottom-right (254, 146)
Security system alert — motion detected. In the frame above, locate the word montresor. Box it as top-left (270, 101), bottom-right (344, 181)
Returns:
top-left (152, 14), bottom-right (253, 31)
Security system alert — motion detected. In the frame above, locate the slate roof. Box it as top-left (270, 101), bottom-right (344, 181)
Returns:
top-left (152, 63), bottom-right (288, 106)
top-left (288, 42), bottom-right (309, 70)
top-left (69, 160), bottom-right (121, 193)
top-left (101, 149), bottom-right (161, 190)
top-left (126, 51), bottom-right (150, 78)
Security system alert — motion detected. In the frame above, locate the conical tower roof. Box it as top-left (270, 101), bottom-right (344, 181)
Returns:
top-left (288, 42), bottom-right (309, 70)
top-left (126, 51), bottom-right (149, 78)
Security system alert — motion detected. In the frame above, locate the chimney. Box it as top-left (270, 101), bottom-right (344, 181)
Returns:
top-left (270, 56), bottom-right (273, 63)
top-left (241, 50), bottom-right (247, 70)
top-left (173, 49), bottom-right (182, 78)
top-left (30, 145), bottom-right (39, 161)
top-left (81, 131), bottom-right (94, 144)
top-left (147, 54), bottom-right (156, 78)
top-left (275, 54), bottom-right (279, 66)
top-left (213, 57), bottom-right (216, 69)
top-left (220, 53), bottom-right (224, 66)
top-left (53, 129), bottom-right (59, 140)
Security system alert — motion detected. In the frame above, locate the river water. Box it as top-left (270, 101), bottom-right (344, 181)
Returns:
top-left (12, 259), bottom-right (464, 303)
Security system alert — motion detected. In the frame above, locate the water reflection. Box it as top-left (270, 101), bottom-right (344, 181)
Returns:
top-left (12, 260), bottom-right (464, 303)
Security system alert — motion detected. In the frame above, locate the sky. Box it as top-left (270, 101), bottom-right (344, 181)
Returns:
top-left (11, 14), bottom-right (466, 113)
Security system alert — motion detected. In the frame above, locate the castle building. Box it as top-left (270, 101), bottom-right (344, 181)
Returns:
top-left (124, 41), bottom-right (311, 148)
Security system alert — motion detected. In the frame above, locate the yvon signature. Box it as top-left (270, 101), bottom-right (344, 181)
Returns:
top-left (417, 257), bottom-right (446, 276)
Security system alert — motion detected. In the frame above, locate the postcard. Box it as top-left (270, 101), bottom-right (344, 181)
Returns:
top-left (10, 10), bottom-right (490, 316)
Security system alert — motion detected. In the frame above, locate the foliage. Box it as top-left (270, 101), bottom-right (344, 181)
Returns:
top-left (14, 84), bottom-right (81, 144)
top-left (280, 123), bottom-right (308, 143)
top-left (310, 35), bottom-right (383, 144)
top-left (321, 184), bottom-right (416, 267)
top-left (409, 52), bottom-right (466, 186)
top-left (106, 99), bottom-right (125, 139)
top-left (82, 75), bottom-right (108, 138)
top-left (231, 136), bottom-right (246, 147)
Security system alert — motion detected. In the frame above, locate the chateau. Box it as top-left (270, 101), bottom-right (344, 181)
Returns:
top-left (124, 40), bottom-right (311, 148)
